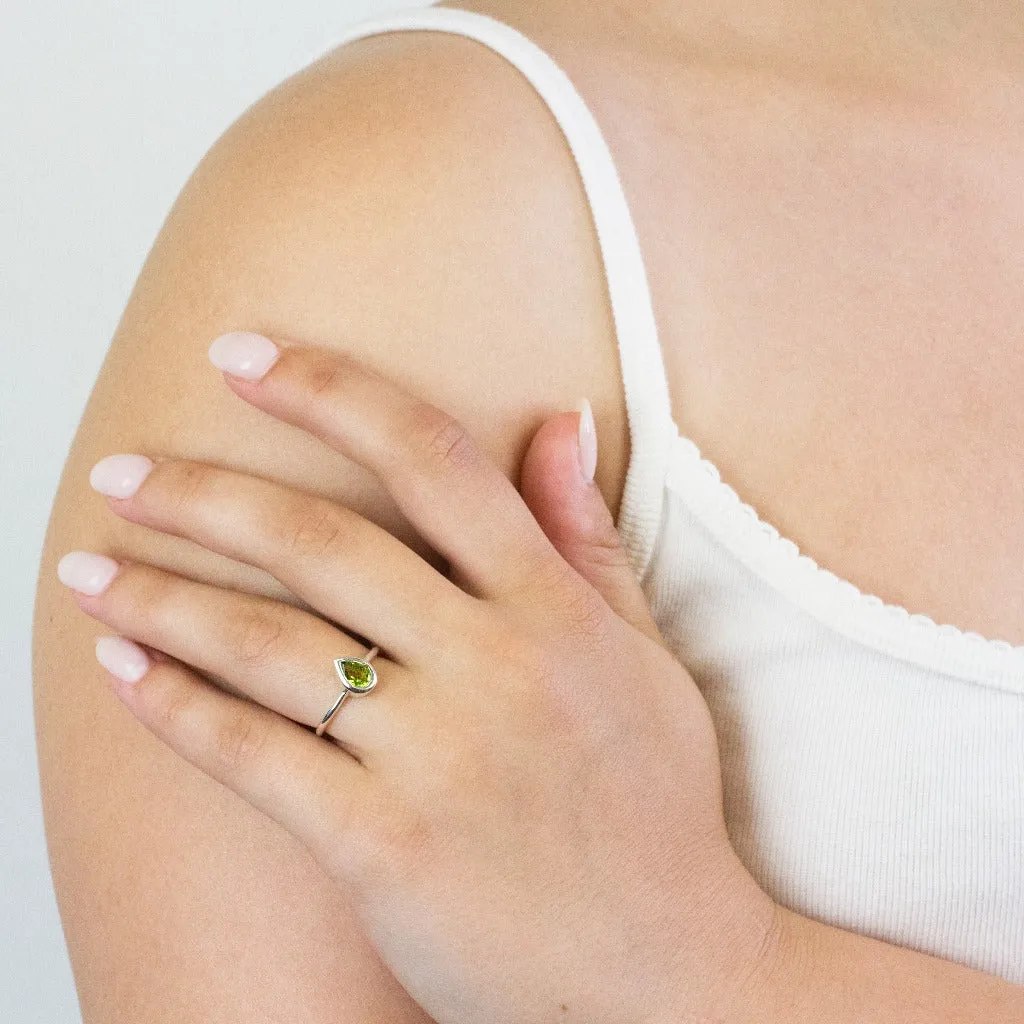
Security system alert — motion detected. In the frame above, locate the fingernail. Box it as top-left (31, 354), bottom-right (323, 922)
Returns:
top-left (57, 551), bottom-right (120, 595)
top-left (89, 454), bottom-right (154, 497)
top-left (208, 331), bottom-right (280, 380)
top-left (576, 397), bottom-right (597, 484)
top-left (95, 635), bottom-right (150, 684)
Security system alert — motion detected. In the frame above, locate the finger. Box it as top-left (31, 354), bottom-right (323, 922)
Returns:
top-left (208, 333), bottom-right (561, 600)
top-left (519, 405), bottom-right (664, 644)
top-left (59, 552), bottom-right (415, 763)
top-left (89, 453), bottom-right (471, 667)
top-left (94, 632), bottom-right (380, 875)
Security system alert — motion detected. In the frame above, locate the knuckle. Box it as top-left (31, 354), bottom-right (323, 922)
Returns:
top-left (498, 619), bottom-right (591, 737)
top-left (143, 672), bottom-right (196, 735)
top-left (578, 522), bottom-right (633, 573)
top-left (303, 355), bottom-right (346, 401)
top-left (160, 459), bottom-right (216, 512)
top-left (377, 800), bottom-right (430, 862)
top-left (344, 791), bottom-right (431, 888)
top-left (109, 563), bottom-right (176, 628)
top-left (229, 603), bottom-right (287, 667)
top-left (211, 704), bottom-right (269, 775)
top-left (482, 616), bottom-right (561, 704)
top-left (407, 404), bottom-right (478, 473)
top-left (384, 811), bottom-right (434, 875)
top-left (272, 499), bottom-right (344, 559)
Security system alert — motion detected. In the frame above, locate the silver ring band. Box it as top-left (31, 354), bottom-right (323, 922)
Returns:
top-left (315, 645), bottom-right (380, 737)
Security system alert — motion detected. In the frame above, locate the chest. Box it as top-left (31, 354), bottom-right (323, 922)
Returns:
top-left (610, 70), bottom-right (1024, 646)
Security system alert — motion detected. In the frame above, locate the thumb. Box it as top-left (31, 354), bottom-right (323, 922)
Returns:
top-left (519, 398), bottom-right (663, 644)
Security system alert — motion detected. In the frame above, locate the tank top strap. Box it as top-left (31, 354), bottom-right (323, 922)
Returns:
top-left (319, 4), bottom-right (677, 580)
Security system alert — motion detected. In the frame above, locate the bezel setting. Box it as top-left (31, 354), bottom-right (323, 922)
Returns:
top-left (334, 656), bottom-right (378, 694)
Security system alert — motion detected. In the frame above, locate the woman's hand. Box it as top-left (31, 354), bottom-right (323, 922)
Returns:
top-left (56, 331), bottom-right (780, 1024)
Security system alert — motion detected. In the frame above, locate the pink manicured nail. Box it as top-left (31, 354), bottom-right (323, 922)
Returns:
top-left (576, 397), bottom-right (597, 484)
top-left (57, 551), bottom-right (120, 595)
top-left (208, 331), bottom-right (280, 380)
top-left (89, 454), bottom-right (153, 497)
top-left (95, 635), bottom-right (150, 684)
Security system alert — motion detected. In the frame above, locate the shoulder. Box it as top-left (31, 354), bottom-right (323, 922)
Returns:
top-left (33, 25), bottom-right (629, 1021)
top-left (131, 21), bottom-right (630, 527)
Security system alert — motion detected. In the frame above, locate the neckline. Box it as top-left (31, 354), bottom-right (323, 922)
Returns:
top-left (661, 421), bottom-right (1024, 694)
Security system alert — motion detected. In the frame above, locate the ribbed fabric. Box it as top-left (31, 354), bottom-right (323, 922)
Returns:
top-left (318, 3), bottom-right (1024, 983)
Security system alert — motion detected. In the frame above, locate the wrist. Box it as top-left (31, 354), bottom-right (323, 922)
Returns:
top-left (723, 901), bottom-right (1024, 1024)
top-left (710, 885), bottom-right (792, 1024)
top-left (716, 900), bottom-right (807, 1024)
top-left (645, 850), bottom-right (790, 1024)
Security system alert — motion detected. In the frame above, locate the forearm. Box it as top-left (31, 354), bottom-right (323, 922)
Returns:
top-left (744, 905), bottom-right (1024, 1024)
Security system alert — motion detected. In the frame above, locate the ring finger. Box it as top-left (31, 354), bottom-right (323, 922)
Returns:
top-left (58, 552), bottom-right (416, 763)
top-left (89, 454), bottom-right (472, 668)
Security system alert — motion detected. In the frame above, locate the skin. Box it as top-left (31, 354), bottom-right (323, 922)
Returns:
top-left (32, 0), bottom-right (1024, 1019)
top-left (56, 335), bottom-right (779, 1023)
top-left (34, 28), bottom-right (634, 1024)
top-left (54, 336), bottom-right (1024, 1022)
top-left (481, 0), bottom-right (1024, 647)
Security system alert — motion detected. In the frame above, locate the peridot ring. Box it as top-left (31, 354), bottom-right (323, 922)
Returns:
top-left (315, 645), bottom-right (379, 736)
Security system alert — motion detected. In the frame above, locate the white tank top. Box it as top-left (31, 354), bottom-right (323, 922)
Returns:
top-left (322, 3), bottom-right (1024, 984)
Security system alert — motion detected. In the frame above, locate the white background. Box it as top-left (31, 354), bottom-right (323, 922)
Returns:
top-left (1, 1), bottom-right (426, 1017)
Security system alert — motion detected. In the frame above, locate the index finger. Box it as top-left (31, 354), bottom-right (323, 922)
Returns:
top-left (207, 332), bottom-right (563, 600)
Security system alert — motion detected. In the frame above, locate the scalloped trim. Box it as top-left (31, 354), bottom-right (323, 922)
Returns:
top-left (662, 425), bottom-right (1024, 694)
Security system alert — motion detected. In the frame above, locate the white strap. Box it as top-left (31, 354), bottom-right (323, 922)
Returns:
top-left (309, 4), bottom-right (677, 580)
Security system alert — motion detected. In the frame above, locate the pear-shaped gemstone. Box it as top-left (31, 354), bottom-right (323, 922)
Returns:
top-left (335, 657), bottom-right (376, 692)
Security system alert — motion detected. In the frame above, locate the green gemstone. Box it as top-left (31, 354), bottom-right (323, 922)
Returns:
top-left (335, 657), bottom-right (376, 692)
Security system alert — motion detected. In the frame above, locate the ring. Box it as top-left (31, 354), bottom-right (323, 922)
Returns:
top-left (315, 645), bottom-right (380, 737)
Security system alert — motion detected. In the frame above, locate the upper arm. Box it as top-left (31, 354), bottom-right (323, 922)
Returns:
top-left (33, 29), bottom-right (627, 1022)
